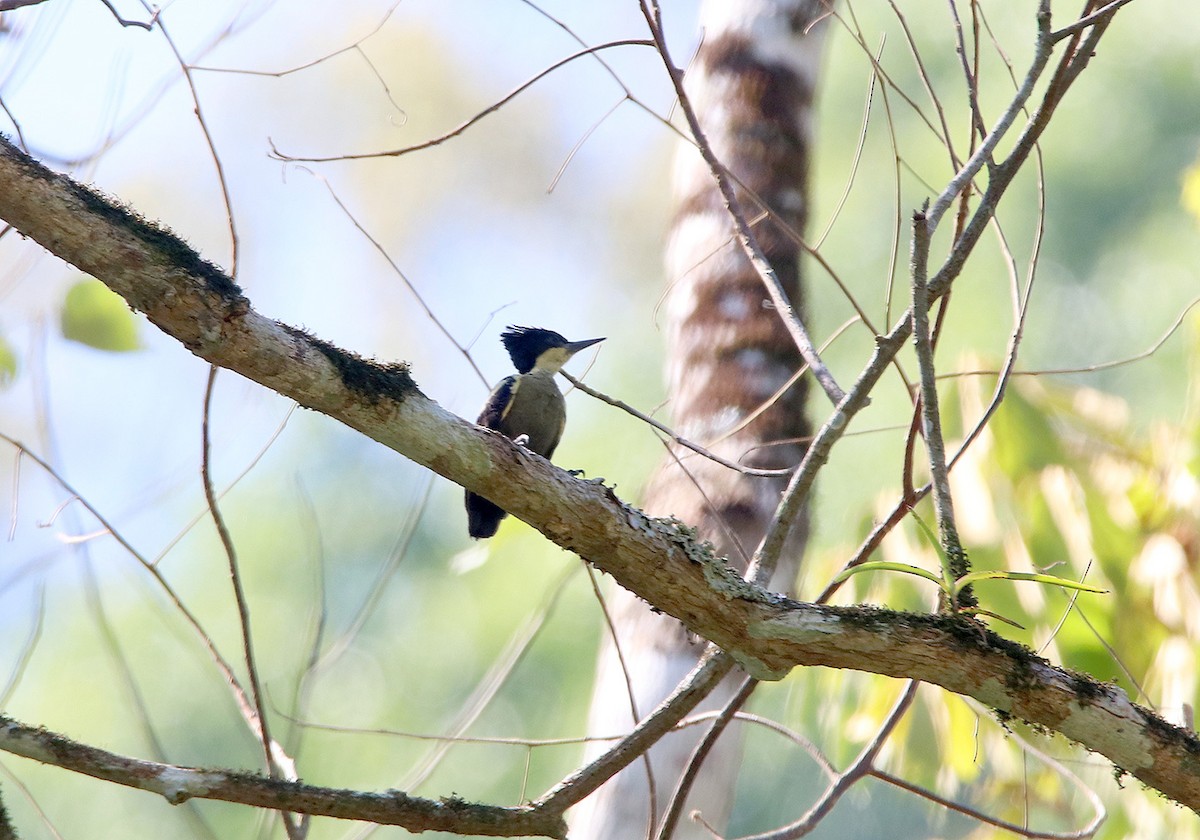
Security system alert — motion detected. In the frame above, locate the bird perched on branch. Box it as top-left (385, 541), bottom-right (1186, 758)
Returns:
top-left (466, 325), bottom-right (605, 539)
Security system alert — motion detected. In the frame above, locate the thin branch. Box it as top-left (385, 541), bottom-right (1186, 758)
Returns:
top-left (875, 34), bottom-right (906, 324)
top-left (151, 403), bottom-right (298, 568)
top-left (910, 204), bottom-right (970, 605)
top-left (830, 4), bottom-right (946, 147)
top-left (737, 681), bottom-right (919, 840)
top-left (583, 564), bottom-right (659, 835)
top-left (546, 97), bottom-right (625, 193)
top-left (192, 0), bottom-right (405, 117)
top-left (654, 676), bottom-right (757, 840)
top-left (875, 702), bottom-right (1107, 839)
top-left (747, 323), bottom-right (908, 587)
top-left (100, 0), bottom-right (155, 29)
top-left (677, 711), bottom-right (837, 781)
top-left (1050, 0), bottom-right (1135, 42)
top-left (946, 0), bottom-right (988, 141)
top-left (0, 715), bottom-right (565, 838)
top-left (925, 0), bottom-right (1052, 233)
top-left (202, 367), bottom-right (299, 840)
top-left (561, 372), bottom-right (792, 478)
top-left (813, 42), bottom-right (881, 250)
top-left (309, 476), bottom-right (433, 672)
top-left (143, 6), bottom-right (240, 273)
top-left (946, 294), bottom-right (1200, 379)
top-left (271, 41), bottom-right (655, 163)
top-left (0, 758), bottom-right (62, 839)
top-left (0, 433), bottom-right (269, 749)
top-left (657, 436), bottom-right (754, 566)
top-left (886, 0), bottom-right (962, 171)
top-left (306, 171), bottom-right (490, 389)
top-left (396, 566), bottom-right (579, 795)
top-left (534, 650), bottom-right (735, 814)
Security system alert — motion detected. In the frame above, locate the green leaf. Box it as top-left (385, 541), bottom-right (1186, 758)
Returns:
top-left (954, 569), bottom-right (1108, 594)
top-left (0, 331), bottom-right (17, 387)
top-left (909, 510), bottom-right (955, 589)
top-left (830, 560), bottom-right (945, 588)
top-left (61, 278), bottom-right (140, 352)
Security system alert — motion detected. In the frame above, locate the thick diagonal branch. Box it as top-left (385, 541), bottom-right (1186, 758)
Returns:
top-left (1, 136), bottom-right (1198, 815)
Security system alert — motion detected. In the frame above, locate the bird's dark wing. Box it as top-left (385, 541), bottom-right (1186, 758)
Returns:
top-left (477, 375), bottom-right (518, 432)
top-left (467, 375), bottom-right (519, 539)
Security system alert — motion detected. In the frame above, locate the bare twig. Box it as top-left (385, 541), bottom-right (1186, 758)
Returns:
top-left (201, 367), bottom-right (300, 840)
top-left (142, 5), bottom-right (240, 273)
top-left (946, 294), bottom-right (1200, 380)
top-left (886, 0), bottom-right (962, 171)
top-left (925, 0), bottom-right (1052, 233)
top-left (0, 434), bottom-right (269, 744)
top-left (946, 0), bottom-right (988, 141)
top-left (747, 325), bottom-right (907, 587)
top-left (271, 41), bottom-right (655, 163)
top-left (0, 759), bottom-right (62, 839)
top-left (309, 476), bottom-right (433, 672)
top-left (307, 171), bottom-right (490, 388)
top-left (583, 564), bottom-right (659, 835)
top-left (192, 0), bottom-right (405, 116)
top-left (150, 403), bottom-right (298, 567)
top-left (910, 204), bottom-right (970, 605)
top-left (740, 681), bottom-right (919, 840)
top-left (654, 676), bottom-right (757, 840)
top-left (561, 372), bottom-right (792, 478)
top-left (534, 650), bottom-right (735, 814)
top-left (830, 4), bottom-right (949, 146)
top-left (0, 715), bottom-right (565, 838)
top-left (100, 0), bottom-right (154, 29)
top-left (1050, 0), bottom-right (1135, 41)
top-left (813, 42), bottom-right (882, 250)
top-left (396, 566), bottom-right (579, 795)
top-left (875, 700), bottom-right (1107, 839)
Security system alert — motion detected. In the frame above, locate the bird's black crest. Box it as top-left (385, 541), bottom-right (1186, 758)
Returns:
top-left (501, 325), bottom-right (568, 373)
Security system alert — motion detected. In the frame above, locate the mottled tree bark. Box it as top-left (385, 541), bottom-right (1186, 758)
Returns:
top-left (571, 3), bottom-right (829, 837)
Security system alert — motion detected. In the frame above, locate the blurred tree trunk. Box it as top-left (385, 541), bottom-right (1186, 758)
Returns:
top-left (570, 2), bottom-right (829, 837)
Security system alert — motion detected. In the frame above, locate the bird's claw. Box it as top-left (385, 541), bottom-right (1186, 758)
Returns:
top-left (567, 468), bottom-right (586, 477)
top-left (512, 433), bottom-right (530, 447)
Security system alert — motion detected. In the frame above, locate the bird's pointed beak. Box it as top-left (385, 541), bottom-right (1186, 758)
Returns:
top-left (564, 336), bottom-right (605, 356)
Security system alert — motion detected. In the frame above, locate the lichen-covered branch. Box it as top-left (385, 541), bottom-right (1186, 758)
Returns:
top-left (0, 717), bottom-right (564, 838)
top-left (0, 135), bottom-right (1198, 817)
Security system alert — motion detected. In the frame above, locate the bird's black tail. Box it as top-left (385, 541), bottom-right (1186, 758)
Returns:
top-left (465, 491), bottom-right (507, 539)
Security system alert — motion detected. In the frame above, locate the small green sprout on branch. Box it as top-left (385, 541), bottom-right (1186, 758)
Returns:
top-left (831, 513), bottom-right (1106, 627)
